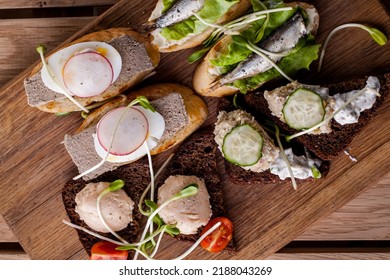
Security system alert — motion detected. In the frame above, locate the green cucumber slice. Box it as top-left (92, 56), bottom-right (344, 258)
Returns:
top-left (282, 88), bottom-right (325, 130)
top-left (222, 124), bottom-right (263, 166)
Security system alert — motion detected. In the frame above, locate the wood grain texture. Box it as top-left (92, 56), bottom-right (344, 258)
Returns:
top-left (0, 0), bottom-right (389, 260)
top-left (0, 17), bottom-right (95, 87)
top-left (0, 0), bottom-right (117, 9)
top-left (0, 216), bottom-right (17, 243)
top-left (300, 173), bottom-right (390, 240)
top-left (267, 252), bottom-right (390, 260)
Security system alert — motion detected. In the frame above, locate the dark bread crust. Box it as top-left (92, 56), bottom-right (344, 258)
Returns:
top-left (62, 158), bottom-right (150, 259)
top-left (156, 126), bottom-right (236, 253)
top-left (217, 97), bottom-right (330, 185)
top-left (244, 73), bottom-right (390, 161)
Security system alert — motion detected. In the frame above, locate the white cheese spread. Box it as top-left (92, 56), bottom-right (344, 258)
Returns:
top-left (270, 148), bottom-right (322, 180)
top-left (330, 76), bottom-right (380, 125)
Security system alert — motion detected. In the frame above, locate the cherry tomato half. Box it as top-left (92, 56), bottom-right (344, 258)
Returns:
top-left (200, 217), bottom-right (233, 253)
top-left (90, 241), bottom-right (128, 260)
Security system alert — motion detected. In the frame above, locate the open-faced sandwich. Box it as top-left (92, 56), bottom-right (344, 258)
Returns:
top-left (148, 0), bottom-right (252, 52)
top-left (193, 0), bottom-right (320, 97)
top-left (215, 98), bottom-right (329, 189)
top-left (243, 72), bottom-right (390, 161)
top-left (63, 126), bottom-right (235, 259)
top-left (63, 83), bottom-right (208, 180)
top-left (24, 28), bottom-right (160, 113)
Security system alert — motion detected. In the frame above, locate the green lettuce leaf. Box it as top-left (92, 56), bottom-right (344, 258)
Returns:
top-left (233, 43), bottom-right (320, 93)
top-left (162, 0), bottom-right (177, 13)
top-left (160, 0), bottom-right (239, 41)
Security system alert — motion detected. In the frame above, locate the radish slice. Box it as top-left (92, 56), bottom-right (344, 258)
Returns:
top-left (62, 51), bottom-right (113, 97)
top-left (97, 107), bottom-right (149, 156)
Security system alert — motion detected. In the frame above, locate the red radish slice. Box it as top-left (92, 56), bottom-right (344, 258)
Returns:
top-left (62, 51), bottom-right (113, 98)
top-left (97, 107), bottom-right (149, 156)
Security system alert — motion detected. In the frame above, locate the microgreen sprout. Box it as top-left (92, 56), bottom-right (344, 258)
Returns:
top-left (266, 121), bottom-right (297, 190)
top-left (96, 179), bottom-right (127, 243)
top-left (72, 96), bottom-right (155, 180)
top-left (55, 112), bottom-right (70, 117)
top-left (138, 154), bottom-right (174, 216)
top-left (134, 183), bottom-right (199, 260)
top-left (36, 45), bottom-right (89, 113)
top-left (311, 166), bottom-right (321, 179)
top-left (318, 23), bottom-right (387, 72)
top-left (286, 87), bottom-right (380, 141)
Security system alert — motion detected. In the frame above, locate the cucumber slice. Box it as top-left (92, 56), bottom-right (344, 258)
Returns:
top-left (222, 124), bottom-right (263, 166)
top-left (282, 88), bottom-right (325, 130)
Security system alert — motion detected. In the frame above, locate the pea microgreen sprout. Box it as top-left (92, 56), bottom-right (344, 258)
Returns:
top-left (138, 154), bottom-right (174, 216)
top-left (266, 121), bottom-right (297, 190)
top-left (36, 45), bottom-right (89, 113)
top-left (286, 87), bottom-right (380, 141)
top-left (55, 112), bottom-right (70, 117)
top-left (94, 180), bottom-right (129, 243)
top-left (73, 96), bottom-right (155, 180)
top-left (133, 184), bottom-right (199, 260)
top-left (318, 23), bottom-right (387, 72)
top-left (311, 166), bottom-right (321, 179)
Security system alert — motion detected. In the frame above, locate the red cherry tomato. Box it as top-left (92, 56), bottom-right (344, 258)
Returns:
top-left (90, 241), bottom-right (128, 260)
top-left (200, 217), bottom-right (233, 253)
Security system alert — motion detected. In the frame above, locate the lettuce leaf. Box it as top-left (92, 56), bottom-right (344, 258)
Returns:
top-left (232, 43), bottom-right (320, 93)
top-left (160, 0), bottom-right (239, 41)
top-left (162, 0), bottom-right (177, 13)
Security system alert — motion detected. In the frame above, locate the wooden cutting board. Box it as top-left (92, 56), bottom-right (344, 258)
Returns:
top-left (0, 0), bottom-right (389, 260)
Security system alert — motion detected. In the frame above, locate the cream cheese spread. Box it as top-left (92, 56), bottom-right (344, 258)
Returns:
top-left (330, 76), bottom-right (380, 125)
top-left (270, 148), bottom-right (322, 180)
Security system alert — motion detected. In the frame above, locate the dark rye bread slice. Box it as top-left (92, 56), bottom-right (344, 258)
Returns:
top-left (218, 97), bottom-right (330, 185)
top-left (243, 73), bottom-right (390, 161)
top-left (63, 92), bottom-right (189, 181)
top-left (155, 126), bottom-right (236, 253)
top-left (25, 34), bottom-right (155, 107)
top-left (62, 158), bottom-right (150, 259)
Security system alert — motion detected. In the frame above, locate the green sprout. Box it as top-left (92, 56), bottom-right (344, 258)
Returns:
top-left (318, 23), bottom-right (387, 72)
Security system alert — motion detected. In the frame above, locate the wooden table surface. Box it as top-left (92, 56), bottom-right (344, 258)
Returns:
top-left (0, 0), bottom-right (389, 260)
